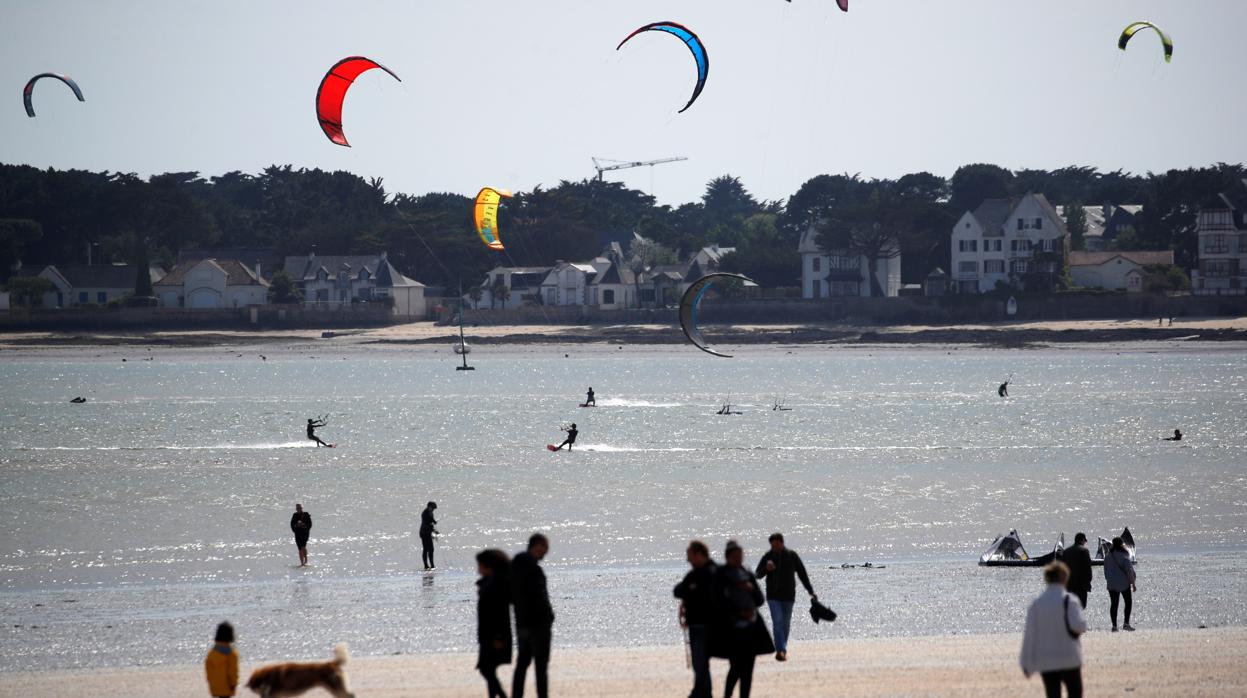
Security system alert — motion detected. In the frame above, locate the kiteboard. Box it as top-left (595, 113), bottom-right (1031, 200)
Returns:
top-left (546, 444), bottom-right (558, 452)
top-left (578, 403), bottom-right (595, 408)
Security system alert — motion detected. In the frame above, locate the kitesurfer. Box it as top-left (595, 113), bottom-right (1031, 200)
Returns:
top-left (290, 503), bottom-right (312, 566)
top-left (1164, 429), bottom-right (1182, 441)
top-left (553, 424), bottom-right (578, 451)
top-left (420, 501), bottom-right (439, 570)
top-left (306, 418), bottom-right (329, 447)
top-left (998, 381), bottom-right (1010, 398)
top-left (585, 387), bottom-right (595, 406)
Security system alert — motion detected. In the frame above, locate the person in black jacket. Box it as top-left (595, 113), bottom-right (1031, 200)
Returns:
top-left (1061, 532), bottom-right (1094, 609)
top-left (754, 533), bottom-right (816, 662)
top-left (420, 501), bottom-right (438, 570)
top-left (715, 540), bottom-right (773, 698)
top-left (674, 540), bottom-right (718, 698)
top-left (290, 503), bottom-right (312, 567)
top-left (476, 548), bottom-right (512, 698)
top-left (511, 533), bottom-right (553, 698)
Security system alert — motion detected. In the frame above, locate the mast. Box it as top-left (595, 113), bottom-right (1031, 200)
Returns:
top-left (456, 280), bottom-right (474, 371)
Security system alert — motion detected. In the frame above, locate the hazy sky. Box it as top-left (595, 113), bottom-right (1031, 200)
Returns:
top-left (3, 1), bottom-right (1245, 206)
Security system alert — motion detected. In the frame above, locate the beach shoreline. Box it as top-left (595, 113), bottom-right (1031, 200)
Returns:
top-left (1, 628), bottom-right (1243, 697)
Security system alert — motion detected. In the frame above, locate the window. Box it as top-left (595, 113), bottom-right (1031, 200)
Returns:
top-left (315, 289), bottom-right (329, 302)
top-left (1203, 259), bottom-right (1230, 277)
top-left (984, 259), bottom-right (1005, 274)
top-left (989, 240), bottom-right (1002, 252)
top-left (78, 291), bottom-right (88, 303)
top-left (97, 292), bottom-right (107, 303)
top-left (1204, 234), bottom-right (1228, 254)
top-left (827, 255), bottom-right (858, 270)
top-left (812, 257), bottom-right (821, 272)
top-left (602, 289), bottom-right (615, 304)
top-left (1240, 234), bottom-right (1247, 254)
top-left (1010, 239), bottom-right (1033, 252)
top-left (1011, 260), bottom-right (1029, 274)
top-left (958, 261), bottom-right (978, 274)
top-left (1017, 218), bottom-right (1024, 231)
top-left (1034, 217), bottom-right (1043, 230)
top-left (959, 240), bottom-right (978, 252)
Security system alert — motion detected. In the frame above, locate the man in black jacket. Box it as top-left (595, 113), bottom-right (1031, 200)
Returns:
top-left (754, 533), bottom-right (816, 662)
top-left (420, 501), bottom-right (438, 570)
top-left (1062, 532), bottom-right (1094, 608)
top-left (290, 503), bottom-right (312, 567)
top-left (511, 533), bottom-right (553, 698)
top-left (674, 540), bottom-right (718, 698)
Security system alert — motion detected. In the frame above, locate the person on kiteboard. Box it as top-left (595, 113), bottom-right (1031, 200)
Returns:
top-left (553, 423), bottom-right (578, 451)
top-left (998, 381), bottom-right (1010, 398)
top-left (306, 418), bottom-right (329, 447)
top-left (584, 387), bottom-right (595, 407)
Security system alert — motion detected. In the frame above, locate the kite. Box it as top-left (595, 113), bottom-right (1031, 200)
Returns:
top-left (23, 73), bottom-right (84, 118)
top-left (1118, 21), bottom-right (1173, 63)
top-left (679, 273), bottom-right (751, 358)
top-left (315, 56), bottom-right (400, 146)
top-left (785, 0), bottom-right (848, 10)
top-left (616, 22), bottom-right (709, 113)
top-left (473, 187), bottom-right (512, 251)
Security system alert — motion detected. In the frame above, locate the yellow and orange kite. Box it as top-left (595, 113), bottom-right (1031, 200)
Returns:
top-left (473, 187), bottom-right (512, 251)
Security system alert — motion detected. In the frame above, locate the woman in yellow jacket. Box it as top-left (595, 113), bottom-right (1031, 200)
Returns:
top-left (204, 622), bottom-right (239, 698)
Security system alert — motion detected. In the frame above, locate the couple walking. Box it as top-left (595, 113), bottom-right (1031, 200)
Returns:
top-left (1062, 533), bottom-right (1138, 631)
top-left (475, 533), bottom-right (554, 698)
top-left (674, 533), bottom-right (817, 698)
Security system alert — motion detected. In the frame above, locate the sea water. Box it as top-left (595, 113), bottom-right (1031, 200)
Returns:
top-left (1, 345), bottom-right (1245, 671)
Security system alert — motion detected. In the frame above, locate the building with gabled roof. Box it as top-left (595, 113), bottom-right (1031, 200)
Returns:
top-left (797, 226), bottom-right (901, 298)
top-left (282, 252), bottom-right (426, 317)
top-left (154, 258), bottom-right (268, 308)
top-left (1069, 250), bottom-right (1174, 292)
top-left (29, 263), bottom-right (165, 308)
top-left (1191, 179), bottom-right (1247, 296)
top-left (950, 192), bottom-right (1069, 294)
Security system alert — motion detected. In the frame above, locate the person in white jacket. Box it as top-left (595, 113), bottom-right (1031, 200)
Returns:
top-left (1020, 561), bottom-right (1087, 698)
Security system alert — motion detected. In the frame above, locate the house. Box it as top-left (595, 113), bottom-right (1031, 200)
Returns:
top-left (1058, 204), bottom-right (1142, 251)
top-left (950, 192), bottom-right (1069, 294)
top-left (1069, 251), bottom-right (1174, 292)
top-left (540, 260), bottom-right (605, 306)
top-left (797, 227), bottom-right (901, 298)
top-left (689, 244), bottom-right (736, 272)
top-left (476, 266), bottom-right (551, 309)
top-left (588, 260), bottom-right (637, 310)
top-left (178, 248), bottom-right (282, 280)
top-left (1190, 179), bottom-right (1247, 296)
top-left (282, 253), bottom-right (426, 317)
top-left (643, 264), bottom-right (687, 308)
top-left (154, 258), bottom-right (268, 308)
top-left (27, 264), bottom-right (164, 308)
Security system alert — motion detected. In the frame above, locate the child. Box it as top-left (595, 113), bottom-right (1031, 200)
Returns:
top-left (204, 622), bottom-right (239, 698)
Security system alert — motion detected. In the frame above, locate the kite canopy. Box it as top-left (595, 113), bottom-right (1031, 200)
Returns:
top-left (473, 187), bottom-right (512, 251)
top-left (784, 0), bottom-right (848, 10)
top-left (1118, 21), bottom-right (1173, 63)
top-left (315, 56), bottom-right (400, 147)
top-left (616, 22), bottom-right (709, 114)
top-left (23, 73), bottom-right (84, 118)
top-left (679, 273), bottom-right (751, 358)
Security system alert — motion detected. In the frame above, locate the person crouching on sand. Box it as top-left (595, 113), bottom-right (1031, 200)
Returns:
top-left (476, 548), bottom-right (513, 698)
top-left (204, 622), bottom-right (239, 698)
top-left (1020, 561), bottom-right (1086, 698)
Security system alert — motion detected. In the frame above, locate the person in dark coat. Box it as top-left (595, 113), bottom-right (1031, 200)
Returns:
top-left (511, 533), bottom-right (553, 698)
top-left (1103, 537), bottom-right (1137, 632)
top-left (714, 540), bottom-right (773, 698)
top-left (290, 503), bottom-right (312, 567)
top-left (420, 501), bottom-right (439, 570)
top-left (674, 540), bottom-right (718, 698)
top-left (1061, 533), bottom-right (1094, 609)
top-left (754, 533), bottom-right (816, 661)
top-left (476, 548), bottom-right (512, 698)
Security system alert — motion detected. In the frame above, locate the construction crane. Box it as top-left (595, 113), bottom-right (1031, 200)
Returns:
top-left (592, 156), bottom-right (688, 182)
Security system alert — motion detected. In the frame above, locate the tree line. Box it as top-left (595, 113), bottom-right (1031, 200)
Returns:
top-left (1, 161), bottom-right (1242, 293)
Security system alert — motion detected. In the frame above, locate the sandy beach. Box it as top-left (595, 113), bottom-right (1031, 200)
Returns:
top-left (1, 629), bottom-right (1243, 697)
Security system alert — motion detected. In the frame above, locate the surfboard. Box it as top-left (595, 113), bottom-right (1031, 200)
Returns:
top-left (327, 444), bottom-right (336, 449)
top-left (546, 444), bottom-right (558, 452)
top-left (578, 403), bottom-right (595, 408)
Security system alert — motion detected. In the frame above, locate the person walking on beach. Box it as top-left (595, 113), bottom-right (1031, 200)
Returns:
top-left (584, 387), bottom-right (595, 406)
top-left (674, 540), bottom-right (718, 698)
top-left (1020, 561), bottom-right (1086, 698)
top-left (754, 533), bottom-right (816, 662)
top-left (306, 417), bottom-right (329, 447)
top-left (290, 503), bottom-right (312, 567)
top-left (204, 622), bottom-right (240, 698)
top-left (512, 533), bottom-right (554, 698)
top-left (1104, 537), bottom-right (1137, 632)
top-left (476, 549), bottom-right (513, 698)
top-left (552, 423), bottom-right (578, 452)
top-left (1061, 533), bottom-right (1093, 609)
top-left (715, 540), bottom-right (773, 698)
top-left (420, 501), bottom-right (439, 570)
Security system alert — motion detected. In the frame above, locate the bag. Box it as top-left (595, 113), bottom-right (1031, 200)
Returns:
top-left (810, 599), bottom-right (838, 624)
top-left (1063, 595), bottom-right (1080, 641)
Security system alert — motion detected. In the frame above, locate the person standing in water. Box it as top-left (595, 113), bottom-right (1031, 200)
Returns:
top-left (584, 387), bottom-right (595, 406)
top-left (1164, 429), bottom-right (1183, 441)
top-left (420, 501), bottom-right (439, 570)
top-left (999, 381), bottom-right (1010, 398)
top-left (306, 418), bottom-right (329, 447)
top-left (754, 533), bottom-right (816, 662)
top-left (553, 423), bottom-right (578, 451)
top-left (290, 503), bottom-right (312, 567)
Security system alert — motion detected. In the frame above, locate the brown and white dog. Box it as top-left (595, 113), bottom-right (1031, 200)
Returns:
top-left (246, 643), bottom-right (354, 698)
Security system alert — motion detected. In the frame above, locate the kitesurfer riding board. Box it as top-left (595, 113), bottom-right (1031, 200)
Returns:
top-left (306, 417), bottom-right (330, 448)
top-left (998, 381), bottom-right (1009, 398)
top-left (551, 423), bottom-right (578, 451)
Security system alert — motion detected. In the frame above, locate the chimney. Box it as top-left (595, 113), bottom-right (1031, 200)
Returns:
top-left (380, 251), bottom-right (387, 261)
top-left (255, 259), bottom-right (262, 280)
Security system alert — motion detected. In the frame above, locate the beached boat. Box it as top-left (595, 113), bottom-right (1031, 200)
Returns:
top-left (978, 529), bottom-right (1065, 567)
top-left (1092, 527), bottom-right (1136, 566)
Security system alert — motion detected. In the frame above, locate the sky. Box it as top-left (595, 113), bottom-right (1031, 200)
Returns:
top-left (2, 1), bottom-right (1245, 206)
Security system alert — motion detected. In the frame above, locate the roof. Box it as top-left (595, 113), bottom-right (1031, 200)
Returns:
top-left (1058, 204), bottom-right (1143, 241)
top-left (155, 258), bottom-right (269, 287)
top-left (969, 199), bottom-right (1013, 237)
top-left (282, 254), bottom-right (423, 288)
top-left (1068, 251), bottom-right (1174, 267)
top-left (1029, 193), bottom-right (1070, 237)
top-left (593, 262), bottom-right (637, 286)
top-left (696, 244), bottom-right (736, 263)
top-left (42, 264), bottom-right (163, 289)
top-left (179, 248), bottom-right (281, 276)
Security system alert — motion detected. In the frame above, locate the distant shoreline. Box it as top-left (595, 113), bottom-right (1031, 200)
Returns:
top-left (1, 316), bottom-right (1246, 351)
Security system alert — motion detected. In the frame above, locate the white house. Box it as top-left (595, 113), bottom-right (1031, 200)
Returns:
top-left (28, 264), bottom-right (164, 308)
top-left (1190, 179), bottom-right (1247, 296)
top-left (282, 253), bottom-right (426, 317)
top-left (476, 265), bottom-right (551, 309)
top-left (1069, 251), bottom-right (1174, 292)
top-left (950, 192), bottom-right (1069, 294)
top-left (588, 261), bottom-right (638, 310)
top-left (689, 244), bottom-right (736, 272)
top-left (540, 261), bottom-right (604, 306)
top-left (154, 258), bottom-right (268, 308)
top-left (797, 227), bottom-right (901, 298)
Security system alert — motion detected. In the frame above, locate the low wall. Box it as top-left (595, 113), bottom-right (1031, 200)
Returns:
top-left (0, 305), bottom-right (401, 331)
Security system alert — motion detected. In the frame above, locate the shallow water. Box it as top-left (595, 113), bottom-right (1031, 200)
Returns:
top-left (1, 345), bottom-right (1245, 670)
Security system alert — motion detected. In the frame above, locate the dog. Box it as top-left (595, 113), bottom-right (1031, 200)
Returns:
top-left (246, 642), bottom-right (354, 698)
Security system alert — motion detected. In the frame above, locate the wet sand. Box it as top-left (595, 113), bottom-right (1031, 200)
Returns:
top-left (2, 628), bottom-right (1243, 697)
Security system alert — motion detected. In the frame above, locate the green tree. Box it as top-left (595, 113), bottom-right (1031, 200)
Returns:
top-left (949, 164), bottom-right (1014, 215)
top-left (1064, 203), bottom-right (1088, 251)
top-left (816, 186), bottom-right (902, 297)
top-left (267, 270), bottom-right (302, 304)
top-left (0, 219), bottom-right (43, 284)
top-left (4, 276), bottom-right (54, 307)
